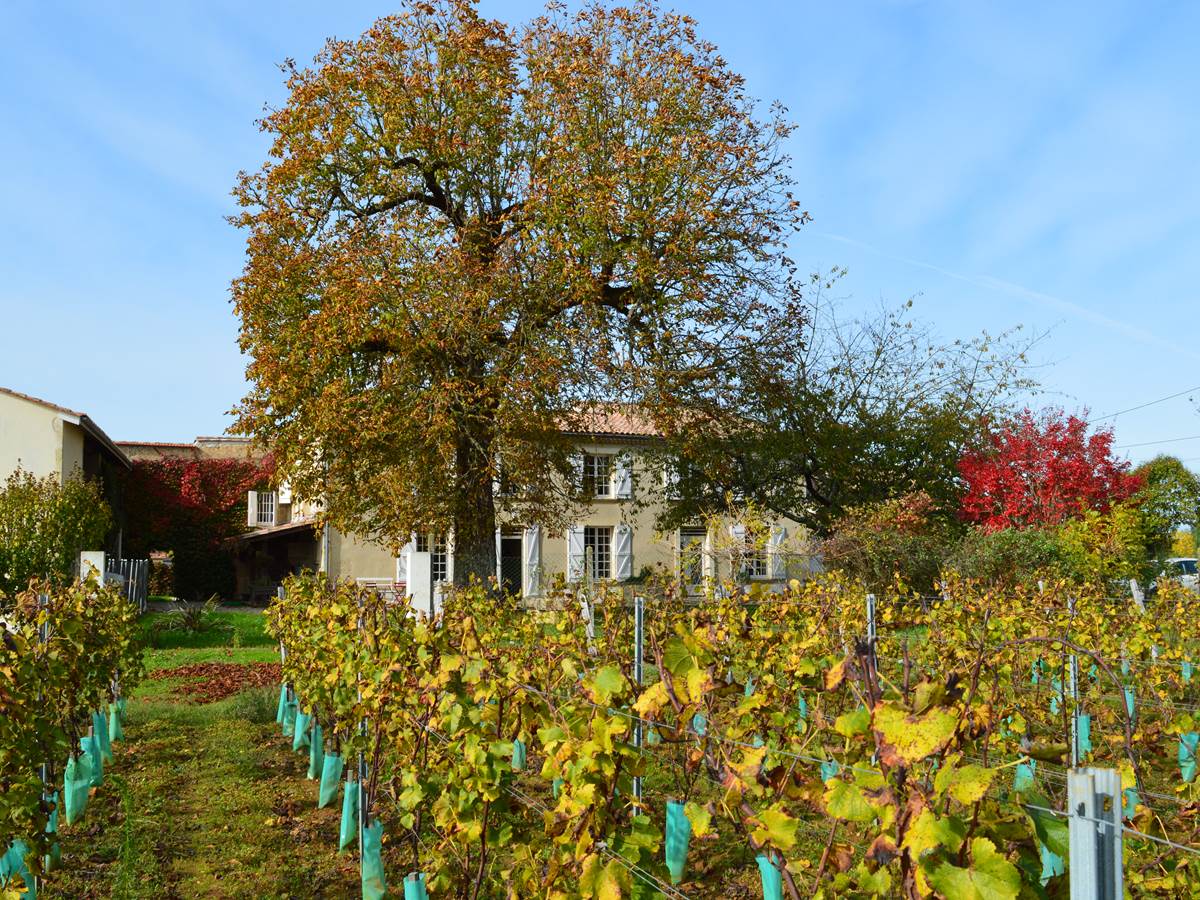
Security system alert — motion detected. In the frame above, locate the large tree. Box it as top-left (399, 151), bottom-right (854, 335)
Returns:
top-left (1131, 454), bottom-right (1200, 557)
top-left (653, 293), bottom-right (1038, 536)
top-left (231, 0), bottom-right (806, 583)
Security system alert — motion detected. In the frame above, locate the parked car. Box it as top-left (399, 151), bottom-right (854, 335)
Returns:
top-left (1164, 557), bottom-right (1199, 591)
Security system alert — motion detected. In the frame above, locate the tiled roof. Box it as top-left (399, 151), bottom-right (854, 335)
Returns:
top-left (117, 441), bottom-right (198, 448)
top-left (562, 404), bottom-right (662, 438)
top-left (0, 386), bottom-right (131, 468)
top-left (0, 385), bottom-right (83, 418)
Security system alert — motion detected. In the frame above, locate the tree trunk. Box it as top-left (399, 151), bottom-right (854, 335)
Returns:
top-left (452, 423), bottom-right (497, 588)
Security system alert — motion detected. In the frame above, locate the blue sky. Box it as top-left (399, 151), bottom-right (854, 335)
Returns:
top-left (2, 1), bottom-right (1198, 466)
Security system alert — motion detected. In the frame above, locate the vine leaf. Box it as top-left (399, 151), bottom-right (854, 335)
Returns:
top-left (824, 779), bottom-right (876, 824)
top-left (926, 837), bottom-right (1020, 900)
top-left (874, 703), bottom-right (958, 766)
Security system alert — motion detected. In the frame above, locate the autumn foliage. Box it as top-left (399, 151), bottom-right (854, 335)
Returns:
top-left (230, 0), bottom-right (808, 584)
top-left (123, 457), bottom-right (272, 599)
top-left (958, 409), bottom-right (1140, 531)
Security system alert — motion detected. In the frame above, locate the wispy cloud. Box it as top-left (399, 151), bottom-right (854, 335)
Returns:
top-left (813, 231), bottom-right (1200, 363)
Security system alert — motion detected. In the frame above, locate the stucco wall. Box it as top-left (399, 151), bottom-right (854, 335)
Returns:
top-left (0, 392), bottom-right (69, 481)
top-left (328, 527), bottom-right (399, 582)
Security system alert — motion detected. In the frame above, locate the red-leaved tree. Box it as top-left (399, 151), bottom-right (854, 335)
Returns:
top-left (123, 457), bottom-right (273, 599)
top-left (958, 409), bottom-right (1140, 531)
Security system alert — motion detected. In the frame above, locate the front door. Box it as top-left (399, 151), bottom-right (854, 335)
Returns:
top-left (500, 534), bottom-right (523, 596)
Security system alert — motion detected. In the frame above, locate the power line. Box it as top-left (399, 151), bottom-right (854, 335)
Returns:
top-left (1095, 384), bottom-right (1200, 421)
top-left (1114, 434), bottom-right (1200, 450)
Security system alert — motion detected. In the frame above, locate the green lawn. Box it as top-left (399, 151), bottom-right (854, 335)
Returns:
top-left (42, 612), bottom-right (360, 899)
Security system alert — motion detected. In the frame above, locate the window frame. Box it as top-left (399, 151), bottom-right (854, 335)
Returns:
top-left (583, 525), bottom-right (612, 581)
top-left (582, 453), bottom-right (613, 498)
top-left (256, 491), bottom-right (277, 526)
top-left (678, 526), bottom-right (707, 589)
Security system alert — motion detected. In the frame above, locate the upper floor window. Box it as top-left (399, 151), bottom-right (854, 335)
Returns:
top-left (582, 454), bottom-right (613, 498)
top-left (256, 491), bottom-right (277, 526)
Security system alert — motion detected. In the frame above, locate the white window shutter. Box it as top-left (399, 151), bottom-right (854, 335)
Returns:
top-left (495, 529), bottom-right (502, 582)
top-left (729, 523), bottom-right (747, 577)
top-left (246, 491), bottom-right (257, 527)
top-left (523, 525), bottom-right (541, 596)
top-left (614, 523), bottom-right (633, 581)
top-left (769, 525), bottom-right (787, 579)
top-left (614, 456), bottom-right (633, 499)
top-left (702, 529), bottom-right (716, 581)
top-left (396, 539), bottom-right (413, 583)
top-left (446, 532), bottom-right (455, 584)
top-left (567, 526), bottom-right (585, 582)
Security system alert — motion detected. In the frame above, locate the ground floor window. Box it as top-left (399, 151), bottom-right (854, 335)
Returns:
top-left (416, 533), bottom-right (449, 583)
top-left (679, 526), bottom-right (706, 588)
top-left (584, 526), bottom-right (612, 581)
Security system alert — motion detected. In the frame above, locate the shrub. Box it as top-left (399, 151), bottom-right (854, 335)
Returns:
top-left (0, 469), bottom-right (112, 601)
top-left (944, 526), bottom-right (1070, 589)
top-left (821, 491), bottom-right (954, 594)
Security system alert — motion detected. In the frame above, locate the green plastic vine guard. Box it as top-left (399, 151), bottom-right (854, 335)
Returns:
top-left (1013, 761), bottom-right (1036, 792)
top-left (744, 677), bottom-right (755, 697)
top-left (293, 711), bottom-right (312, 752)
top-left (512, 738), bottom-right (527, 771)
top-left (275, 685), bottom-right (289, 724)
top-left (755, 853), bottom-right (783, 900)
top-left (82, 733), bottom-right (103, 787)
top-left (0, 839), bottom-right (34, 898)
top-left (94, 709), bottom-right (113, 764)
top-left (282, 696), bottom-right (298, 737)
top-left (552, 778), bottom-right (563, 799)
top-left (665, 800), bottom-right (691, 884)
top-left (1122, 787), bottom-right (1138, 818)
top-left (108, 702), bottom-right (124, 743)
top-left (1075, 714), bottom-right (1092, 755)
top-left (63, 752), bottom-right (93, 825)
top-left (44, 790), bottom-right (61, 872)
top-left (819, 760), bottom-right (839, 783)
top-left (117, 697), bottom-right (127, 722)
top-left (1031, 659), bottom-right (1044, 685)
top-left (1179, 733), bottom-right (1199, 783)
top-left (361, 819), bottom-right (387, 900)
top-left (646, 727), bottom-right (661, 746)
top-left (1124, 687), bottom-right (1136, 727)
top-left (339, 777), bottom-right (359, 851)
top-left (1184, 661), bottom-right (1194, 684)
top-left (403, 871), bottom-right (429, 900)
top-left (319, 753), bottom-right (345, 808)
top-left (1049, 678), bottom-right (1062, 716)
top-left (797, 694), bottom-right (808, 723)
top-left (692, 713), bottom-right (707, 736)
top-left (1039, 843), bottom-right (1065, 885)
top-left (308, 724), bottom-right (324, 780)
